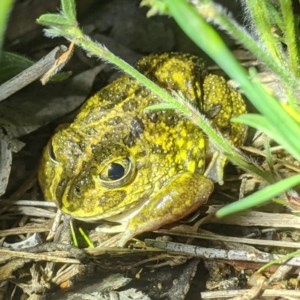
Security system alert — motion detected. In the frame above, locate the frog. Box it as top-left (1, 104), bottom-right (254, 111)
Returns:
top-left (38, 53), bottom-right (247, 246)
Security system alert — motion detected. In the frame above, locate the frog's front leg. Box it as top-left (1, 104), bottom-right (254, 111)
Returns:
top-left (118, 172), bottom-right (214, 246)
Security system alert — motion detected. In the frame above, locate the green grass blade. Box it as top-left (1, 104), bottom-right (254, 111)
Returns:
top-left (232, 114), bottom-right (283, 144)
top-left (216, 173), bottom-right (300, 218)
top-left (192, 1), bottom-right (297, 89)
top-left (70, 220), bottom-right (78, 247)
top-left (279, 0), bottom-right (300, 77)
top-left (79, 227), bottom-right (94, 248)
top-left (0, 0), bottom-right (14, 55)
top-left (0, 51), bottom-right (33, 83)
top-left (245, 0), bottom-right (284, 64)
top-left (146, 103), bottom-right (177, 110)
top-left (258, 249), bottom-right (300, 273)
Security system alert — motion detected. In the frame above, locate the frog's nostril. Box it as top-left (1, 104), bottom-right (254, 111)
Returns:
top-left (74, 185), bottom-right (82, 196)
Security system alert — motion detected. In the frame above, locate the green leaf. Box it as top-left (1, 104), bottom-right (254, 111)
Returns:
top-left (37, 13), bottom-right (70, 27)
top-left (216, 173), bottom-right (300, 218)
top-left (232, 114), bottom-right (272, 130)
top-left (140, 0), bottom-right (169, 17)
top-left (232, 114), bottom-right (277, 140)
top-left (233, 113), bottom-right (300, 158)
top-left (146, 103), bottom-right (177, 111)
top-left (0, 51), bottom-right (33, 83)
top-left (0, 0), bottom-right (14, 56)
top-left (61, 0), bottom-right (77, 23)
top-left (50, 71), bottom-right (72, 82)
top-left (43, 28), bottom-right (65, 39)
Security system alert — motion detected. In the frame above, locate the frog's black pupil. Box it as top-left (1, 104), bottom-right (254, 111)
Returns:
top-left (108, 163), bottom-right (125, 180)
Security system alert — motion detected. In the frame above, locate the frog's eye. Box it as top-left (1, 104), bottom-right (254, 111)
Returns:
top-left (98, 157), bottom-right (135, 188)
top-left (48, 141), bottom-right (58, 164)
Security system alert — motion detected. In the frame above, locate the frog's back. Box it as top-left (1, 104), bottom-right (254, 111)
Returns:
top-left (74, 53), bottom-right (206, 128)
top-left (69, 52), bottom-right (209, 175)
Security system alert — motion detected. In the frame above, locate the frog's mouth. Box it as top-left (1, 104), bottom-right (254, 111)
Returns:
top-left (68, 193), bottom-right (151, 225)
top-left (77, 196), bottom-right (152, 234)
top-left (105, 195), bottom-right (150, 223)
top-left (60, 169), bottom-right (154, 223)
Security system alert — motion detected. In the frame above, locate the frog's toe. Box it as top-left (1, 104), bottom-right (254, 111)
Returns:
top-left (204, 151), bottom-right (227, 185)
top-left (98, 232), bottom-right (131, 248)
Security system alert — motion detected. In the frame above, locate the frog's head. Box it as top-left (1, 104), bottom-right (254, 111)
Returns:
top-left (39, 132), bottom-right (156, 221)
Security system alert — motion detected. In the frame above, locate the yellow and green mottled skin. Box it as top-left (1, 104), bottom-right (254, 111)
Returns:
top-left (38, 53), bottom-right (247, 245)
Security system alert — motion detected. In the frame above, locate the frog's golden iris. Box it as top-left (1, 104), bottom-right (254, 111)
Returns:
top-left (38, 53), bottom-right (247, 246)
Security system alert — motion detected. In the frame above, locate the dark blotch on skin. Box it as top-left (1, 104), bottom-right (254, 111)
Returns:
top-left (65, 203), bottom-right (77, 212)
top-left (54, 178), bottom-right (68, 203)
top-left (134, 87), bottom-right (148, 98)
top-left (146, 111), bottom-right (159, 123)
top-left (98, 190), bottom-right (127, 208)
top-left (219, 125), bottom-right (232, 138)
top-left (122, 100), bottom-right (138, 112)
top-left (99, 102), bottom-right (115, 112)
top-left (86, 127), bottom-right (97, 136)
top-left (123, 133), bottom-right (136, 147)
top-left (151, 144), bottom-right (164, 154)
top-left (100, 82), bottom-right (131, 108)
top-left (105, 116), bottom-right (123, 126)
top-left (130, 117), bottom-right (145, 138)
top-left (165, 113), bottom-right (179, 127)
top-left (206, 104), bottom-right (222, 119)
top-left (135, 150), bottom-right (147, 159)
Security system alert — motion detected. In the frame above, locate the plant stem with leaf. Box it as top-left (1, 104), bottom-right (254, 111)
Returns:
top-left (37, 0), bottom-right (271, 182)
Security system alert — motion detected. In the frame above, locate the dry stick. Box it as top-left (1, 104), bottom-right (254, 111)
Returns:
top-left (145, 239), bottom-right (300, 267)
top-left (156, 229), bottom-right (300, 249)
top-left (0, 248), bottom-right (80, 264)
top-left (0, 45), bottom-right (67, 101)
top-left (0, 199), bottom-right (57, 207)
top-left (201, 289), bottom-right (300, 299)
